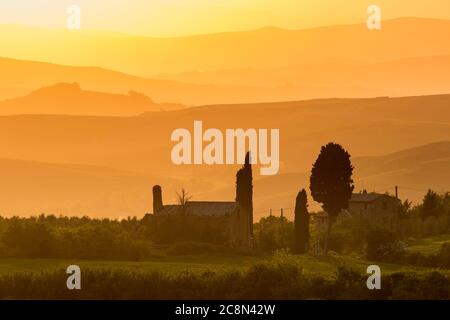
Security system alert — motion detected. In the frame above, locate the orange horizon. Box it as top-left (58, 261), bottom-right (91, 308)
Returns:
top-left (2, 0), bottom-right (450, 36)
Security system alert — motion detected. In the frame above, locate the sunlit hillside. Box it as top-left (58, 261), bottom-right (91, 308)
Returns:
top-left (0, 94), bottom-right (448, 218)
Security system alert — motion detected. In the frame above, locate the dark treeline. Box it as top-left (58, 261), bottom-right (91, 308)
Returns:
top-left (0, 214), bottom-right (236, 260)
top-left (255, 189), bottom-right (450, 268)
top-left (0, 215), bottom-right (153, 260)
top-left (331, 191), bottom-right (450, 260)
top-left (255, 216), bottom-right (294, 252)
top-left (149, 214), bottom-right (229, 246)
top-left (0, 188), bottom-right (448, 261)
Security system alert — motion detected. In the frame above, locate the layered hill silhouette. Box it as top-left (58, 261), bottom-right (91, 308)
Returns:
top-left (156, 55), bottom-right (450, 97)
top-left (0, 94), bottom-right (448, 217)
top-left (0, 158), bottom-right (179, 218)
top-left (0, 57), bottom-right (317, 105)
top-left (0, 82), bottom-right (184, 116)
top-left (2, 18), bottom-right (450, 75)
top-left (0, 57), bottom-right (242, 105)
top-left (0, 142), bottom-right (447, 218)
top-left (2, 18), bottom-right (450, 105)
top-left (1, 94), bottom-right (448, 175)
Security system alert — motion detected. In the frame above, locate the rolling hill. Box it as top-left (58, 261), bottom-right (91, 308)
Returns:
top-left (0, 94), bottom-right (447, 218)
top-left (155, 55), bottom-right (450, 97)
top-left (0, 57), bottom-right (328, 105)
top-left (0, 158), bottom-right (179, 218)
top-left (2, 18), bottom-right (450, 105)
top-left (0, 141), bottom-right (447, 219)
top-left (2, 18), bottom-right (450, 76)
top-left (0, 57), bottom-right (248, 105)
top-left (242, 141), bottom-right (450, 215)
top-left (0, 82), bottom-right (184, 116)
top-left (0, 94), bottom-right (448, 176)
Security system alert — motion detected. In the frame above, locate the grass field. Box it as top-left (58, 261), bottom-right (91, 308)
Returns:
top-left (0, 234), bottom-right (448, 278)
top-left (0, 254), bottom-right (258, 276)
top-left (0, 252), bottom-right (437, 278)
top-left (405, 234), bottom-right (450, 255)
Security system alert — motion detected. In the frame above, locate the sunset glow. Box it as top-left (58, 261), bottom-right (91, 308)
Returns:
top-left (1, 0), bottom-right (450, 36)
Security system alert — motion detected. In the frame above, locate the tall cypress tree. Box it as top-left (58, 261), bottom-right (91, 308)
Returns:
top-left (236, 152), bottom-right (253, 241)
top-left (294, 189), bottom-right (310, 254)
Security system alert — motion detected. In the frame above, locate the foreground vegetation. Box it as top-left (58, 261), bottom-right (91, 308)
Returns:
top-left (0, 249), bottom-right (436, 277)
top-left (0, 230), bottom-right (448, 299)
top-left (0, 188), bottom-right (448, 299)
top-left (1, 232), bottom-right (449, 276)
top-left (0, 252), bottom-right (448, 299)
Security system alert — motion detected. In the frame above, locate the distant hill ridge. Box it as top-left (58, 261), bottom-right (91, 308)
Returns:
top-left (0, 141), bottom-right (447, 218)
top-left (2, 17), bottom-right (450, 104)
top-left (2, 17), bottom-right (450, 75)
top-left (0, 82), bottom-right (185, 116)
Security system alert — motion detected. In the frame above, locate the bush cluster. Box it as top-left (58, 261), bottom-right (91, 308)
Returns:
top-left (0, 215), bottom-right (153, 260)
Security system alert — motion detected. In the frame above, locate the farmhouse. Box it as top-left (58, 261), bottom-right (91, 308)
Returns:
top-left (347, 191), bottom-right (400, 224)
top-left (148, 185), bottom-right (252, 248)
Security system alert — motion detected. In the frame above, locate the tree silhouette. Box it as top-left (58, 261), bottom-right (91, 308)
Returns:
top-left (294, 189), bottom-right (309, 254)
top-left (310, 142), bottom-right (354, 254)
top-left (422, 189), bottom-right (441, 219)
top-left (236, 152), bottom-right (253, 241)
top-left (176, 188), bottom-right (192, 215)
top-left (398, 199), bottom-right (413, 219)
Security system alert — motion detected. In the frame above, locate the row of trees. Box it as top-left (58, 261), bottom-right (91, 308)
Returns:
top-left (0, 215), bottom-right (153, 260)
top-left (255, 187), bottom-right (450, 255)
top-left (1, 143), bottom-right (445, 259)
top-left (291, 142), bottom-right (354, 254)
top-left (420, 190), bottom-right (449, 219)
top-left (279, 142), bottom-right (450, 256)
top-left (256, 142), bottom-right (354, 255)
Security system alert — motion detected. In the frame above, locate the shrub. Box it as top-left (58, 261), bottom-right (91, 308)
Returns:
top-left (0, 215), bottom-right (154, 260)
top-left (329, 231), bottom-right (346, 253)
top-left (366, 229), bottom-right (405, 262)
top-left (437, 243), bottom-right (450, 267)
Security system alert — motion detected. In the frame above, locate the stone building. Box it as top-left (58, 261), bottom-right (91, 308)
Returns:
top-left (147, 185), bottom-right (252, 248)
top-left (347, 191), bottom-right (400, 224)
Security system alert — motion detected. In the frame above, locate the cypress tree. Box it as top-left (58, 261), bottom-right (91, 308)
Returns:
top-left (236, 152), bottom-right (254, 241)
top-left (294, 189), bottom-right (310, 254)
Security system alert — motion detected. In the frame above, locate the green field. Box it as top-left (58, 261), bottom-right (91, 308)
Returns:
top-left (405, 234), bottom-right (450, 255)
top-left (0, 254), bottom-right (258, 276)
top-left (0, 252), bottom-right (436, 278)
top-left (0, 234), bottom-right (448, 278)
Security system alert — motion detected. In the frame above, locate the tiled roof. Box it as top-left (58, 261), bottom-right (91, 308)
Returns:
top-left (350, 193), bottom-right (396, 203)
top-left (155, 201), bottom-right (239, 216)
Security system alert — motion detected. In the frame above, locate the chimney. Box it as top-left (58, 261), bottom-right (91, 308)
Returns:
top-left (395, 186), bottom-right (398, 199)
top-left (153, 185), bottom-right (163, 213)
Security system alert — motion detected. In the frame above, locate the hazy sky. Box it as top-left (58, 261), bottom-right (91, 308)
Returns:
top-left (1, 0), bottom-right (450, 36)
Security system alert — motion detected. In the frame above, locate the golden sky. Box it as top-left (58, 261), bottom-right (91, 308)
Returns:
top-left (1, 0), bottom-right (450, 36)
